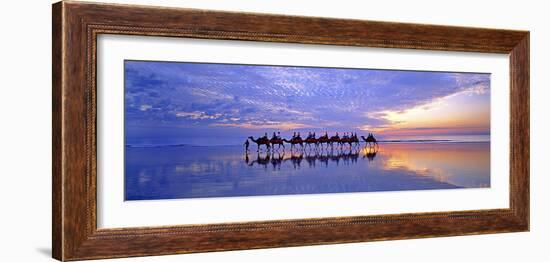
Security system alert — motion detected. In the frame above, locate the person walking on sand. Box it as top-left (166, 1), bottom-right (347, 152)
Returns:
top-left (244, 139), bottom-right (250, 152)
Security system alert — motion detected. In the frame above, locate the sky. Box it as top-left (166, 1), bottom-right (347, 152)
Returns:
top-left (124, 60), bottom-right (490, 146)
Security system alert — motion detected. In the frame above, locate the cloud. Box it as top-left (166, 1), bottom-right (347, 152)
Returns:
top-left (175, 111), bottom-right (222, 120)
top-left (213, 121), bottom-right (313, 130)
top-left (139, 104), bottom-right (152, 111)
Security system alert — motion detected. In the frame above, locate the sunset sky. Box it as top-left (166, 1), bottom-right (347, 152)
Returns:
top-left (124, 60), bottom-right (490, 146)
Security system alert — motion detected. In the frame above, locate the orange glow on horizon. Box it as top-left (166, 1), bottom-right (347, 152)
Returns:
top-left (359, 89), bottom-right (490, 136)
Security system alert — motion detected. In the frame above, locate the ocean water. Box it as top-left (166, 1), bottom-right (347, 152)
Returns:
top-left (124, 142), bottom-right (490, 200)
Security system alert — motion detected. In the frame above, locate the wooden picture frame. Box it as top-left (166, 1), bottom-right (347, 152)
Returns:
top-left (52, 1), bottom-right (529, 261)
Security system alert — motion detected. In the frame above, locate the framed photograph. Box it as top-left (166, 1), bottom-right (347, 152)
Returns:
top-left (52, 1), bottom-right (529, 261)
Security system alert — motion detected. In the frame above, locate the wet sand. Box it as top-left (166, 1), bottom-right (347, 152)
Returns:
top-left (125, 142), bottom-right (490, 200)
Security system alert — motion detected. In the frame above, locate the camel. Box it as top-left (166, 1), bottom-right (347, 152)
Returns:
top-left (270, 137), bottom-right (285, 151)
top-left (317, 133), bottom-right (330, 150)
top-left (338, 133), bottom-right (360, 149)
top-left (339, 136), bottom-right (351, 149)
top-left (283, 137), bottom-right (304, 150)
top-left (361, 134), bottom-right (379, 148)
top-left (329, 133), bottom-right (341, 149)
top-left (248, 136), bottom-right (271, 152)
top-left (304, 137), bottom-right (318, 150)
top-left (350, 134), bottom-right (360, 147)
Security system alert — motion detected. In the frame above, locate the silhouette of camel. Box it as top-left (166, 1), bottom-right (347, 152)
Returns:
top-left (342, 134), bottom-right (360, 148)
top-left (304, 137), bottom-right (318, 149)
top-left (352, 134), bottom-right (360, 147)
top-left (270, 137), bottom-right (285, 151)
top-left (329, 133), bottom-right (341, 149)
top-left (248, 136), bottom-right (271, 152)
top-left (339, 136), bottom-right (351, 149)
top-left (283, 137), bottom-right (304, 150)
top-left (304, 137), bottom-right (318, 150)
top-left (361, 134), bottom-right (379, 148)
top-left (317, 133), bottom-right (330, 149)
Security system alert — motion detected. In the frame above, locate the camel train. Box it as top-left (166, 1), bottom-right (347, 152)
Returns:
top-left (247, 132), bottom-right (379, 152)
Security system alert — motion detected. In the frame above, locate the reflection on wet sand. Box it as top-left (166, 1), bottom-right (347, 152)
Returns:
top-left (245, 147), bottom-right (376, 169)
top-left (379, 143), bottom-right (490, 188)
top-left (125, 143), bottom-right (489, 200)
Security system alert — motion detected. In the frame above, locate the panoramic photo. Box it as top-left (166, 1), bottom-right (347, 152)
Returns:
top-left (124, 60), bottom-right (491, 201)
